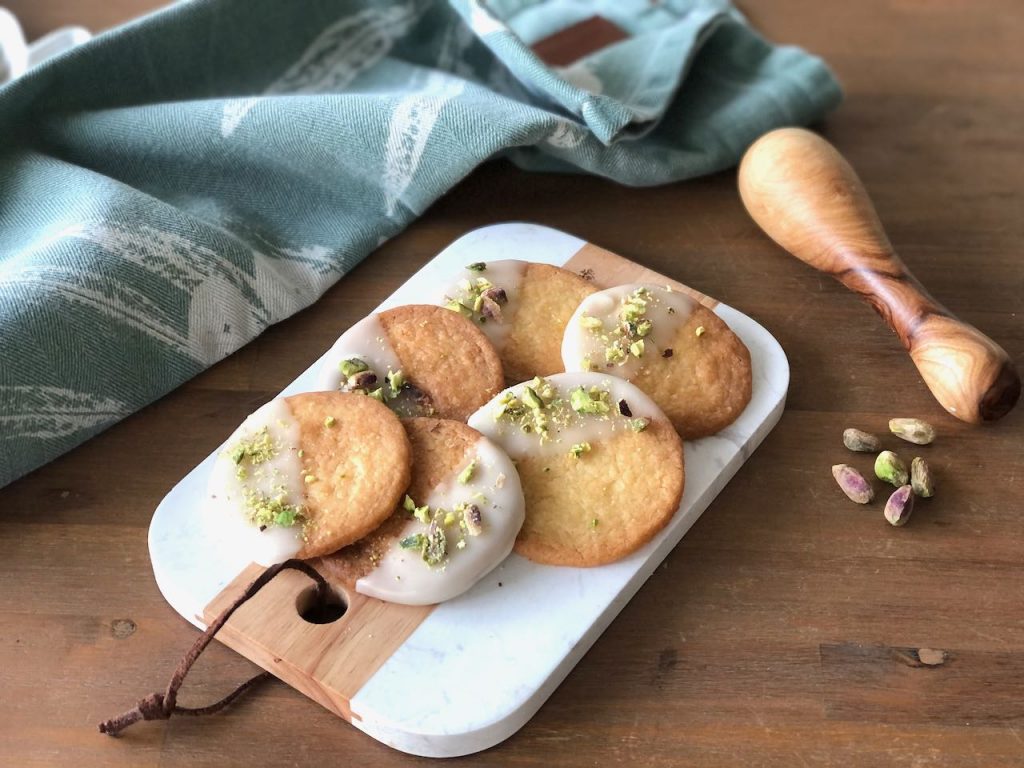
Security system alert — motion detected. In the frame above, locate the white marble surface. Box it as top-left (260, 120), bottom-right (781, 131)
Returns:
top-left (148, 223), bottom-right (789, 759)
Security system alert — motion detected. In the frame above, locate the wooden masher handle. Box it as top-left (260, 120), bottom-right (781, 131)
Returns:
top-left (738, 127), bottom-right (1019, 423)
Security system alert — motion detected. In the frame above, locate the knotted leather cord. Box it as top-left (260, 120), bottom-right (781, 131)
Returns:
top-left (99, 559), bottom-right (330, 736)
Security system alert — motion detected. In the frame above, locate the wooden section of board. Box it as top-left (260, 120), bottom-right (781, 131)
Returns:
top-left (199, 246), bottom-right (716, 721)
top-left (202, 564), bottom-right (432, 722)
top-left (565, 242), bottom-right (719, 309)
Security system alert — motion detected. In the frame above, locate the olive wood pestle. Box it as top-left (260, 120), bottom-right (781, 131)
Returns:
top-left (738, 127), bottom-right (1019, 424)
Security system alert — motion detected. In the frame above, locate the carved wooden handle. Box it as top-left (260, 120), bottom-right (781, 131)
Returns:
top-left (738, 127), bottom-right (1019, 423)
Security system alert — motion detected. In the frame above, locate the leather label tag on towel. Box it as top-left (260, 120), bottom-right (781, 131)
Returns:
top-left (531, 16), bottom-right (629, 67)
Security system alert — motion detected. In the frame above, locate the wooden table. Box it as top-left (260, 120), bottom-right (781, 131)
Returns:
top-left (2, 1), bottom-right (1022, 765)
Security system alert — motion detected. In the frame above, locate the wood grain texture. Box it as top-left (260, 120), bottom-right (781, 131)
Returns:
top-left (1, 1), bottom-right (1022, 766)
top-left (739, 128), bottom-right (1020, 424)
top-left (566, 242), bottom-right (719, 309)
top-left (202, 565), bottom-right (432, 722)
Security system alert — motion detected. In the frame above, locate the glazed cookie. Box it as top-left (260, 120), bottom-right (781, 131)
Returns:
top-left (318, 305), bottom-right (504, 422)
top-left (468, 373), bottom-right (684, 567)
top-left (436, 260), bottom-right (597, 382)
top-left (315, 417), bottom-right (525, 605)
top-left (561, 284), bottom-right (752, 440)
top-left (206, 391), bottom-right (412, 565)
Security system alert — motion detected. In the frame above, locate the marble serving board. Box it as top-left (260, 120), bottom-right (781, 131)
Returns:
top-left (148, 222), bottom-right (789, 758)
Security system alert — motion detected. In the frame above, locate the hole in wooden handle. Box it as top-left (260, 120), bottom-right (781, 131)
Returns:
top-left (295, 584), bottom-right (348, 624)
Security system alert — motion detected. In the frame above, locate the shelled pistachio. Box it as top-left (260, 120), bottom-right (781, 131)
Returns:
top-left (832, 464), bottom-right (874, 504)
top-left (843, 428), bottom-right (881, 452)
top-left (910, 457), bottom-right (934, 497)
top-left (874, 450), bottom-right (909, 487)
top-left (884, 485), bottom-right (915, 526)
top-left (889, 418), bottom-right (936, 445)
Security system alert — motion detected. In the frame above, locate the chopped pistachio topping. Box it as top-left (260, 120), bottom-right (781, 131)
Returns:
top-left (530, 376), bottom-right (555, 401)
top-left (339, 358), bottom-right (369, 377)
top-left (569, 386), bottom-right (610, 415)
top-left (580, 287), bottom-right (675, 368)
top-left (445, 298), bottom-right (473, 317)
top-left (521, 386), bottom-right (543, 410)
top-left (466, 262), bottom-right (487, 272)
top-left (274, 507), bottom-right (302, 527)
top-left (605, 345), bottom-right (626, 364)
top-left (243, 488), bottom-right (305, 530)
top-left (590, 518), bottom-right (599, 529)
top-left (398, 496), bottom-right (486, 567)
top-left (386, 368), bottom-right (406, 395)
top-left (493, 392), bottom-right (522, 420)
top-left (323, 415), bottom-right (336, 428)
top-left (493, 378), bottom-right (642, 448)
top-left (621, 297), bottom-right (646, 323)
top-left (400, 533), bottom-right (426, 550)
top-left (629, 417), bottom-right (651, 432)
top-left (458, 459), bottom-right (477, 485)
top-left (340, 359), bottom-right (416, 412)
top-left (570, 442), bottom-right (591, 458)
top-left (227, 427), bottom-right (277, 466)
top-left (492, 379), bottom-right (559, 439)
top-left (442, 273), bottom-right (508, 325)
top-left (695, 325), bottom-right (706, 337)
top-left (303, 474), bottom-right (317, 484)
top-left (423, 522), bottom-right (447, 566)
top-left (462, 504), bottom-right (483, 536)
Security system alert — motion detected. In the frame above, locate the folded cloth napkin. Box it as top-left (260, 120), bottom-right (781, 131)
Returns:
top-left (0, 0), bottom-right (841, 489)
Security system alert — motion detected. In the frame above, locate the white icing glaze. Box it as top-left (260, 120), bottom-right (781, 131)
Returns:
top-left (205, 399), bottom-right (307, 566)
top-left (356, 436), bottom-right (525, 606)
top-left (561, 283), bottom-right (697, 378)
top-left (433, 259), bottom-right (528, 348)
top-left (317, 313), bottom-right (404, 392)
top-left (467, 372), bottom-right (667, 460)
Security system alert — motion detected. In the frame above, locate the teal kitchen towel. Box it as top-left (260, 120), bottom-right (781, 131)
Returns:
top-left (0, 0), bottom-right (841, 488)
